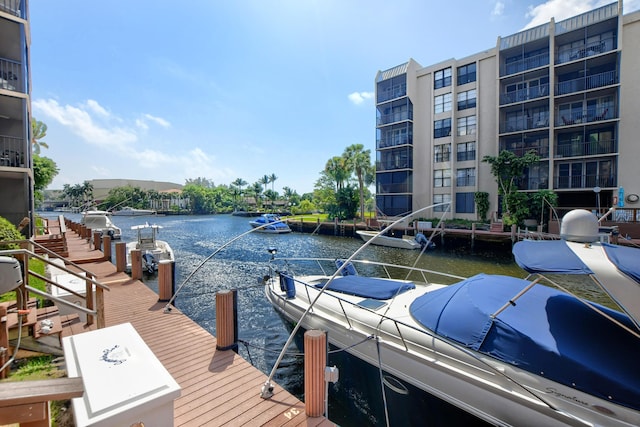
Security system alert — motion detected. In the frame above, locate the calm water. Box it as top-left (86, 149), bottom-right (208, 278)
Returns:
top-left (45, 212), bottom-right (601, 426)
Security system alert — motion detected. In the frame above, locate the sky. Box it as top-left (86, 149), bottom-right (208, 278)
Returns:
top-left (30, 0), bottom-right (640, 195)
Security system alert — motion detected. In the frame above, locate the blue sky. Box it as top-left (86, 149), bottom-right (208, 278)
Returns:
top-left (31, 0), bottom-right (639, 195)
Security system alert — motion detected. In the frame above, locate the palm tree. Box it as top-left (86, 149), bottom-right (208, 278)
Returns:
top-left (252, 181), bottom-right (264, 209)
top-left (269, 173), bottom-right (278, 192)
top-left (343, 144), bottom-right (373, 221)
top-left (31, 118), bottom-right (49, 155)
top-left (324, 156), bottom-right (349, 192)
top-left (260, 175), bottom-right (270, 193)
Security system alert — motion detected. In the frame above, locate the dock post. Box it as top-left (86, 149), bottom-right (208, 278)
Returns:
top-left (93, 231), bottom-right (101, 250)
top-left (131, 249), bottom-right (142, 280)
top-left (304, 329), bottom-right (327, 417)
top-left (0, 305), bottom-right (8, 378)
top-left (471, 223), bottom-right (476, 250)
top-left (102, 234), bottom-right (112, 261)
top-left (215, 289), bottom-right (238, 351)
top-left (158, 260), bottom-right (174, 302)
top-left (115, 242), bottom-right (126, 272)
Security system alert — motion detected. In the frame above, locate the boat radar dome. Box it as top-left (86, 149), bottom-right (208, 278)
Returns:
top-left (560, 209), bottom-right (599, 243)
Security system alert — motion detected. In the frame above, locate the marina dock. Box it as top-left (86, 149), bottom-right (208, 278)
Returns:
top-left (51, 219), bottom-right (333, 426)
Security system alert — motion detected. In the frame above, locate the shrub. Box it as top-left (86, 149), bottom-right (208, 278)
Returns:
top-left (0, 216), bottom-right (24, 250)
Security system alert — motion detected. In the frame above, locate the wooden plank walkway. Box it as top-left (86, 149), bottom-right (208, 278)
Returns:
top-left (55, 221), bottom-right (333, 427)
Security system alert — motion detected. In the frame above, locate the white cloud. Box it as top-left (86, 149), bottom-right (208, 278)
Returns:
top-left (523, 0), bottom-right (612, 29)
top-left (85, 99), bottom-right (110, 118)
top-left (348, 91), bottom-right (374, 105)
top-left (492, 1), bottom-right (505, 17)
top-left (143, 113), bottom-right (171, 128)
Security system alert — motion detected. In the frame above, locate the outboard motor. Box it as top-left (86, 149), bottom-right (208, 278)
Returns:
top-left (142, 252), bottom-right (157, 274)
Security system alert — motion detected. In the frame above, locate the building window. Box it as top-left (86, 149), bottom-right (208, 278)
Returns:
top-left (455, 192), bottom-right (475, 213)
top-left (456, 142), bottom-right (476, 162)
top-left (456, 168), bottom-right (476, 187)
top-left (434, 144), bottom-right (451, 163)
top-left (434, 194), bottom-right (452, 212)
top-left (434, 169), bottom-right (451, 188)
top-left (457, 89), bottom-right (476, 110)
top-left (434, 67), bottom-right (452, 89)
top-left (434, 93), bottom-right (452, 114)
top-left (457, 116), bottom-right (476, 136)
top-left (457, 63), bottom-right (476, 85)
top-left (434, 118), bottom-right (452, 138)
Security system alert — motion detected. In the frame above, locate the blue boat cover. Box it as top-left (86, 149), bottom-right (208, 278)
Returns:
top-left (512, 240), bottom-right (593, 274)
top-left (513, 240), bottom-right (640, 287)
top-left (315, 276), bottom-right (415, 300)
top-left (409, 274), bottom-right (640, 410)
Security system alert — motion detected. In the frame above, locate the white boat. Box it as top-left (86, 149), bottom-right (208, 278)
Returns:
top-left (263, 208), bottom-right (640, 426)
top-left (249, 214), bottom-right (292, 234)
top-left (125, 223), bottom-right (174, 274)
top-left (356, 229), bottom-right (435, 250)
top-left (112, 206), bottom-right (157, 216)
top-left (80, 210), bottom-right (122, 239)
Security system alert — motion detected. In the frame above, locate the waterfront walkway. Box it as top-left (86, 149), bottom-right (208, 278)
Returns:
top-left (57, 221), bottom-right (332, 426)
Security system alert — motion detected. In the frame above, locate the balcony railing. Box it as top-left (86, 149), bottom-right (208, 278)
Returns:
top-left (556, 70), bottom-right (618, 96)
top-left (0, 135), bottom-right (26, 167)
top-left (456, 177), bottom-right (475, 187)
top-left (517, 178), bottom-right (549, 191)
top-left (500, 114), bottom-right (550, 133)
top-left (376, 183), bottom-right (412, 194)
top-left (377, 84), bottom-right (407, 104)
top-left (377, 111), bottom-right (413, 126)
top-left (556, 106), bottom-right (614, 127)
top-left (500, 83), bottom-right (550, 105)
top-left (377, 136), bottom-right (412, 149)
top-left (502, 145), bottom-right (549, 158)
top-left (0, 57), bottom-right (23, 93)
top-left (555, 138), bottom-right (617, 158)
top-left (501, 52), bottom-right (550, 76)
top-left (554, 174), bottom-right (616, 189)
top-left (376, 160), bottom-right (412, 172)
top-left (556, 35), bottom-right (616, 65)
top-left (0, 0), bottom-right (23, 17)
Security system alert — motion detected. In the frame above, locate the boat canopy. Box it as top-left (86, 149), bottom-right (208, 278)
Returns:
top-left (409, 273), bottom-right (640, 411)
top-left (314, 276), bottom-right (415, 300)
top-left (513, 239), bottom-right (640, 284)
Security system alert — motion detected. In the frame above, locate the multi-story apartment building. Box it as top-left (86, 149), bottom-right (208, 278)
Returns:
top-left (375, 1), bottom-right (640, 220)
top-left (0, 0), bottom-right (33, 236)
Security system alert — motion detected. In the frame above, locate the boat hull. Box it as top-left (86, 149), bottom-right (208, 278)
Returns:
top-left (265, 276), bottom-right (639, 427)
top-left (356, 230), bottom-right (420, 249)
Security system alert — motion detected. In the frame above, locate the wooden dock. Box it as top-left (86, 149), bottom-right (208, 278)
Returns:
top-left (55, 221), bottom-right (333, 426)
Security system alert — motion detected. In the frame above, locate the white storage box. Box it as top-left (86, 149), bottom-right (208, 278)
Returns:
top-left (62, 323), bottom-right (181, 427)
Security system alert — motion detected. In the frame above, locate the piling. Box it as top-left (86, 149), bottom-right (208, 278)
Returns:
top-left (102, 235), bottom-right (112, 261)
top-left (215, 289), bottom-right (238, 351)
top-left (115, 242), bottom-right (126, 272)
top-left (304, 329), bottom-right (327, 417)
top-left (158, 260), bottom-right (174, 302)
top-left (0, 305), bottom-right (7, 379)
top-left (131, 249), bottom-right (142, 280)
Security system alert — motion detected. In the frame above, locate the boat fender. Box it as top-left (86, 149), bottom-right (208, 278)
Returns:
top-left (108, 230), bottom-right (114, 238)
top-left (278, 272), bottom-right (296, 298)
top-left (142, 253), bottom-right (156, 274)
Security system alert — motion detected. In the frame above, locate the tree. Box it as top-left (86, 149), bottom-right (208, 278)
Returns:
top-left (343, 144), bottom-right (373, 221)
top-left (324, 156), bottom-right (349, 192)
top-left (31, 118), bottom-right (49, 154)
top-left (32, 154), bottom-right (59, 207)
top-left (269, 173), bottom-right (278, 192)
top-left (260, 175), bottom-right (270, 193)
top-left (482, 150), bottom-right (539, 225)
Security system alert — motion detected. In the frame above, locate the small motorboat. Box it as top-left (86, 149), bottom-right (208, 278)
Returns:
top-left (126, 223), bottom-right (174, 274)
top-left (80, 210), bottom-right (122, 239)
top-left (356, 229), bottom-right (435, 250)
top-left (249, 214), bottom-right (292, 234)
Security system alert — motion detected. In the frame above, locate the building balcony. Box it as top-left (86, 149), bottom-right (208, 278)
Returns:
top-left (555, 70), bottom-right (618, 96)
top-left (555, 106), bottom-right (614, 127)
top-left (377, 136), bottom-right (412, 149)
top-left (376, 161), bottom-right (412, 172)
top-left (0, 134), bottom-right (26, 167)
top-left (0, 0), bottom-right (24, 17)
top-left (500, 52), bottom-right (550, 77)
top-left (554, 174), bottom-right (616, 190)
top-left (555, 138), bottom-right (617, 158)
top-left (517, 178), bottom-right (549, 191)
top-left (376, 183), bottom-right (412, 194)
top-left (499, 83), bottom-right (549, 105)
top-left (555, 35), bottom-right (617, 65)
top-left (377, 111), bottom-right (413, 127)
top-left (0, 57), bottom-right (24, 93)
top-left (502, 145), bottom-right (549, 159)
top-left (500, 115), bottom-right (549, 133)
